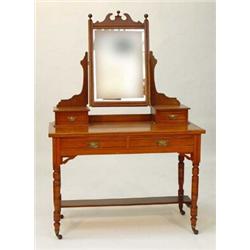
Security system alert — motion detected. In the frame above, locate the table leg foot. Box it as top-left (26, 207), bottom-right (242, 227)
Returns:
top-left (60, 214), bottom-right (64, 219)
top-left (56, 233), bottom-right (63, 240)
top-left (192, 227), bottom-right (199, 235)
top-left (179, 208), bottom-right (185, 215)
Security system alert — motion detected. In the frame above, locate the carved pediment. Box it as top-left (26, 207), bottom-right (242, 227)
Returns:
top-left (89, 11), bottom-right (147, 28)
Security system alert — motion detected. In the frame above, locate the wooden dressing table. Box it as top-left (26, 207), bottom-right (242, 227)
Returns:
top-left (48, 12), bottom-right (205, 239)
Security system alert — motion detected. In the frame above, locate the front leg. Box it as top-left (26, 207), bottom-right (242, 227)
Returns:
top-left (53, 138), bottom-right (63, 239)
top-left (53, 165), bottom-right (62, 239)
top-left (190, 135), bottom-right (201, 235)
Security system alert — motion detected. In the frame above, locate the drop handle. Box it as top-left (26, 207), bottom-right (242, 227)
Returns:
top-left (88, 141), bottom-right (99, 149)
top-left (67, 116), bottom-right (76, 122)
top-left (156, 139), bottom-right (168, 147)
top-left (168, 114), bottom-right (177, 120)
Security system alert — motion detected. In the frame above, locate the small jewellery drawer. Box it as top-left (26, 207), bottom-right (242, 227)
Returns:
top-left (55, 111), bottom-right (88, 126)
top-left (129, 135), bottom-right (194, 152)
top-left (154, 110), bottom-right (188, 124)
top-left (61, 136), bottom-right (127, 154)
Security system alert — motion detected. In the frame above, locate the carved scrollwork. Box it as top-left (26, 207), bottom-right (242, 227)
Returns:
top-left (90, 11), bottom-right (145, 28)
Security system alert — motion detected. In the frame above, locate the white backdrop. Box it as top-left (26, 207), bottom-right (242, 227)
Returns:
top-left (36, 1), bottom-right (215, 249)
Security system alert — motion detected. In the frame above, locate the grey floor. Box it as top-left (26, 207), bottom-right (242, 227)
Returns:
top-left (35, 152), bottom-right (215, 250)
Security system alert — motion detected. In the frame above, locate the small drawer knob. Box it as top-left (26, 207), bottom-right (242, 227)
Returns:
top-left (67, 116), bottom-right (76, 122)
top-left (88, 141), bottom-right (99, 149)
top-left (168, 114), bottom-right (177, 120)
top-left (156, 139), bottom-right (168, 147)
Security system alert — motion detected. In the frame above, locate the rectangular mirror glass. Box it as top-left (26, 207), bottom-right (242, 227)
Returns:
top-left (93, 29), bottom-right (146, 103)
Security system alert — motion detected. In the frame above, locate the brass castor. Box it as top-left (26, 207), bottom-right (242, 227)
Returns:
top-left (56, 234), bottom-right (63, 240)
top-left (60, 214), bottom-right (64, 219)
top-left (192, 227), bottom-right (199, 235)
top-left (180, 209), bottom-right (185, 215)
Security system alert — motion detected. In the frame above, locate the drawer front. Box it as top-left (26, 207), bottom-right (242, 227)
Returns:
top-left (55, 111), bottom-right (88, 126)
top-left (129, 135), bottom-right (194, 152)
top-left (154, 110), bottom-right (188, 124)
top-left (60, 135), bottom-right (194, 155)
top-left (61, 136), bottom-right (127, 154)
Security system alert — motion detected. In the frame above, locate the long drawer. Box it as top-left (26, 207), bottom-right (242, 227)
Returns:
top-left (60, 134), bottom-right (194, 156)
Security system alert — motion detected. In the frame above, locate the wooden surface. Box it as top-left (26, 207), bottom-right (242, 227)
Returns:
top-left (151, 105), bottom-right (189, 110)
top-left (54, 107), bottom-right (90, 112)
top-left (61, 196), bottom-right (191, 208)
top-left (49, 121), bottom-right (205, 137)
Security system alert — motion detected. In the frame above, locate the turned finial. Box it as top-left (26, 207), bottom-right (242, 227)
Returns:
top-left (88, 14), bottom-right (92, 19)
top-left (144, 14), bottom-right (148, 19)
top-left (116, 10), bottom-right (121, 16)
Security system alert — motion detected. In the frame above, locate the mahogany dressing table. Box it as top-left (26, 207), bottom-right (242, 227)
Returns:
top-left (48, 12), bottom-right (206, 239)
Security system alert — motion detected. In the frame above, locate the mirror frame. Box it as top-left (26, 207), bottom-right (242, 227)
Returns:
top-left (88, 11), bottom-right (150, 107)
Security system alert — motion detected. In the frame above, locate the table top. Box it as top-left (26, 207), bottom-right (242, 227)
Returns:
top-left (49, 121), bottom-right (205, 137)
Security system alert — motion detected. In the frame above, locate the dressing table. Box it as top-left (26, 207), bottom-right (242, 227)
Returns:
top-left (48, 11), bottom-right (205, 239)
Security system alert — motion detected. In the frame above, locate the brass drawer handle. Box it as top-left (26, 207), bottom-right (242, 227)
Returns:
top-left (168, 114), bottom-right (177, 120)
top-left (67, 116), bottom-right (76, 122)
top-left (88, 141), bottom-right (99, 149)
top-left (156, 139), bottom-right (168, 147)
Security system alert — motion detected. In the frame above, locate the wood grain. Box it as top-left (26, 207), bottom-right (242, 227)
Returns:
top-left (61, 196), bottom-right (191, 208)
top-left (49, 121), bottom-right (205, 137)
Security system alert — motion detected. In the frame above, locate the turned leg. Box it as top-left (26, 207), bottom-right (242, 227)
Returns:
top-left (53, 138), bottom-right (63, 239)
top-left (53, 165), bottom-right (63, 239)
top-left (178, 154), bottom-right (185, 215)
top-left (190, 161), bottom-right (200, 235)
